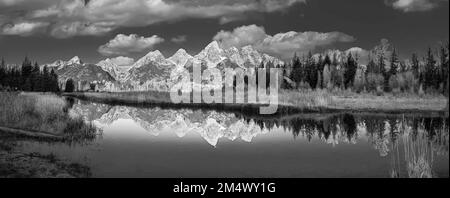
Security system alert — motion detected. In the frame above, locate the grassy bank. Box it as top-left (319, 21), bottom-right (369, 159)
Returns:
top-left (0, 92), bottom-right (98, 141)
top-left (279, 89), bottom-right (448, 113)
top-left (0, 133), bottom-right (91, 178)
top-left (64, 89), bottom-right (448, 115)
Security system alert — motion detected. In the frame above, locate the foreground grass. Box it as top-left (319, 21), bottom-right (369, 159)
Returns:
top-left (0, 133), bottom-right (91, 178)
top-left (0, 92), bottom-right (98, 141)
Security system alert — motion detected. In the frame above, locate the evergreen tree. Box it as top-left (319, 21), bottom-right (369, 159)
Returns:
top-left (424, 47), bottom-right (436, 90)
top-left (390, 48), bottom-right (399, 76)
top-left (289, 53), bottom-right (303, 88)
top-left (65, 79), bottom-right (75, 92)
top-left (42, 66), bottom-right (50, 92)
top-left (0, 58), bottom-right (5, 87)
top-left (21, 56), bottom-right (33, 78)
top-left (21, 56), bottom-right (33, 91)
top-left (50, 69), bottom-right (60, 92)
top-left (378, 51), bottom-right (389, 91)
top-left (439, 43), bottom-right (449, 94)
top-left (305, 51), bottom-right (317, 89)
top-left (411, 53), bottom-right (420, 79)
top-left (344, 53), bottom-right (357, 89)
top-left (31, 62), bottom-right (41, 91)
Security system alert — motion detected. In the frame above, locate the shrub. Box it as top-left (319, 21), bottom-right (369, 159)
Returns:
top-left (323, 65), bottom-right (332, 90)
top-left (402, 71), bottom-right (418, 93)
top-left (366, 73), bottom-right (384, 93)
top-left (353, 68), bottom-right (366, 93)
top-left (418, 84), bottom-right (425, 97)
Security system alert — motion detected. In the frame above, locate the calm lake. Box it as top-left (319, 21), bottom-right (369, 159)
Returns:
top-left (15, 98), bottom-right (449, 178)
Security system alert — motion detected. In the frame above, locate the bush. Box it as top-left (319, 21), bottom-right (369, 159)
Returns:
top-left (418, 84), bottom-right (425, 97)
top-left (366, 73), bottom-right (384, 93)
top-left (353, 68), bottom-right (366, 93)
top-left (402, 71), bottom-right (418, 93)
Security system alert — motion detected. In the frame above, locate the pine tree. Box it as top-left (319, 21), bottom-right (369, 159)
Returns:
top-left (390, 48), bottom-right (399, 76)
top-left (290, 53), bottom-right (303, 88)
top-left (439, 43), bottom-right (449, 94)
top-left (378, 51), bottom-right (389, 91)
top-left (425, 47), bottom-right (436, 90)
top-left (305, 51), bottom-right (317, 89)
top-left (50, 69), bottom-right (60, 92)
top-left (0, 58), bottom-right (5, 88)
top-left (21, 56), bottom-right (33, 78)
top-left (31, 62), bottom-right (41, 91)
top-left (411, 53), bottom-right (420, 79)
top-left (65, 79), bottom-right (75, 92)
top-left (344, 53), bottom-right (357, 89)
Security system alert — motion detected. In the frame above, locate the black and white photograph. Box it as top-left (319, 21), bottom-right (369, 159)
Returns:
top-left (0, 0), bottom-right (448, 184)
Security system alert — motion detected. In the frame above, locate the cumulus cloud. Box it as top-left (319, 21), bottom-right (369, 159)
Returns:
top-left (171, 35), bottom-right (187, 44)
top-left (386, 0), bottom-right (448, 12)
top-left (108, 56), bottom-right (135, 66)
top-left (98, 34), bottom-right (165, 56)
top-left (213, 25), bottom-right (356, 60)
top-left (0, 0), bottom-right (306, 37)
top-left (1, 21), bottom-right (48, 36)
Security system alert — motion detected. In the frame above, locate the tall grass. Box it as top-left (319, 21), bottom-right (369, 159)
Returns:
top-left (0, 92), bottom-right (98, 141)
top-left (279, 89), bottom-right (334, 109)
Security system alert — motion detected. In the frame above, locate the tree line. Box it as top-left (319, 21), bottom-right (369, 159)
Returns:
top-left (282, 42), bottom-right (449, 96)
top-left (0, 57), bottom-right (60, 92)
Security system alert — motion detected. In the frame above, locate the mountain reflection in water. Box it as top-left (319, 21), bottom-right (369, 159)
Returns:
top-left (63, 99), bottom-right (448, 178)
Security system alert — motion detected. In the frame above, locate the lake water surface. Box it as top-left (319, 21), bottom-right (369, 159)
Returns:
top-left (16, 98), bottom-right (449, 178)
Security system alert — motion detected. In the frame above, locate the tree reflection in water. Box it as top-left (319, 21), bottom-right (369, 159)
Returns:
top-left (69, 99), bottom-right (449, 177)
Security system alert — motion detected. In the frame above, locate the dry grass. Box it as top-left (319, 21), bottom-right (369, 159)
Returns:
top-left (279, 89), bottom-right (448, 112)
top-left (0, 92), bottom-right (98, 140)
top-left (279, 89), bottom-right (334, 109)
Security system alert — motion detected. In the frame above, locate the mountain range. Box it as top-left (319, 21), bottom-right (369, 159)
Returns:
top-left (44, 41), bottom-right (284, 92)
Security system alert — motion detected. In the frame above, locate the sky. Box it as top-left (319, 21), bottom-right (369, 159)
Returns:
top-left (0, 0), bottom-right (448, 65)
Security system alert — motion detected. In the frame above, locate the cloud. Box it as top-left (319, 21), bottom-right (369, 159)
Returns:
top-left (0, 0), bottom-right (306, 38)
top-left (213, 25), bottom-right (356, 60)
top-left (171, 35), bottom-right (187, 44)
top-left (1, 21), bottom-right (48, 36)
top-left (386, 0), bottom-right (448, 12)
top-left (108, 56), bottom-right (135, 66)
top-left (98, 34), bottom-right (165, 56)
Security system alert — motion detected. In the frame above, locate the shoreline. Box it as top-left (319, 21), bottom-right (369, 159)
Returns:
top-left (62, 91), bottom-right (449, 116)
top-left (0, 129), bottom-right (91, 178)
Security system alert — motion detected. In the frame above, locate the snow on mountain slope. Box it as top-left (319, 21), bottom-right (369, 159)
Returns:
top-left (168, 49), bottom-right (193, 68)
top-left (45, 56), bottom-right (83, 70)
top-left (51, 41), bottom-right (284, 92)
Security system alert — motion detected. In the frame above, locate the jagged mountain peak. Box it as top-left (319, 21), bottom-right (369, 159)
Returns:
top-left (133, 50), bottom-right (169, 68)
top-left (169, 48), bottom-right (192, 59)
top-left (195, 41), bottom-right (227, 68)
top-left (45, 56), bottom-right (84, 70)
top-left (68, 56), bottom-right (82, 65)
top-left (144, 50), bottom-right (165, 59)
top-left (205, 41), bottom-right (221, 51)
top-left (168, 48), bottom-right (193, 67)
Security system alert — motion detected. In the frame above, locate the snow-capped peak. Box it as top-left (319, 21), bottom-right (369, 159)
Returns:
top-left (67, 56), bottom-right (82, 65)
top-left (45, 56), bottom-right (83, 70)
top-left (97, 58), bottom-right (119, 78)
top-left (133, 50), bottom-right (167, 68)
top-left (241, 45), bottom-right (263, 66)
top-left (195, 41), bottom-right (226, 68)
top-left (168, 49), bottom-right (193, 67)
